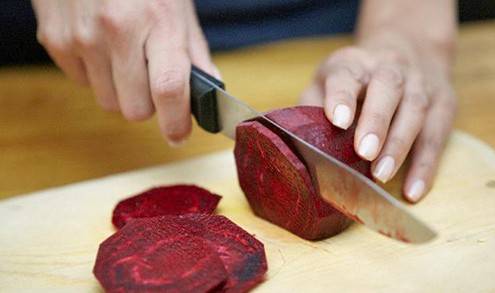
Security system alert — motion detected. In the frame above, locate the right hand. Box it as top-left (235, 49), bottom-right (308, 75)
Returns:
top-left (32, 0), bottom-right (219, 145)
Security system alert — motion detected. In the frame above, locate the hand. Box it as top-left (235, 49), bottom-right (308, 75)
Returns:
top-left (300, 37), bottom-right (457, 203)
top-left (32, 0), bottom-right (219, 145)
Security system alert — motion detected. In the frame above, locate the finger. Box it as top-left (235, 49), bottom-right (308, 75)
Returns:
top-left (69, 1), bottom-right (119, 111)
top-left (100, 8), bottom-right (154, 121)
top-left (83, 49), bottom-right (120, 112)
top-left (34, 0), bottom-right (88, 85)
top-left (299, 83), bottom-right (324, 106)
top-left (145, 14), bottom-right (192, 145)
top-left (403, 88), bottom-right (457, 203)
top-left (355, 65), bottom-right (405, 161)
top-left (185, 1), bottom-right (220, 79)
top-left (372, 71), bottom-right (429, 183)
top-left (321, 54), bottom-right (369, 129)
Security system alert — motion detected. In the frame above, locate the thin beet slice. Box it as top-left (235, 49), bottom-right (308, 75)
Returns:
top-left (234, 106), bottom-right (371, 240)
top-left (188, 214), bottom-right (268, 293)
top-left (93, 217), bottom-right (228, 293)
top-left (112, 185), bottom-right (221, 229)
top-left (95, 215), bottom-right (267, 293)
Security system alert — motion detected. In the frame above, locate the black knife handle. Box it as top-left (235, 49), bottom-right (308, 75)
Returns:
top-left (190, 65), bottom-right (225, 133)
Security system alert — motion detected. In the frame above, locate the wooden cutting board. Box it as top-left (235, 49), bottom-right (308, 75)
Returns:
top-left (1, 130), bottom-right (494, 292)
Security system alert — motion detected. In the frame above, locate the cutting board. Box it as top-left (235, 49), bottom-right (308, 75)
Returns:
top-left (1, 131), bottom-right (494, 292)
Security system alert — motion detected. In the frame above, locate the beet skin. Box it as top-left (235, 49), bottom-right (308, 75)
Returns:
top-left (234, 106), bottom-right (372, 240)
top-left (112, 185), bottom-right (221, 229)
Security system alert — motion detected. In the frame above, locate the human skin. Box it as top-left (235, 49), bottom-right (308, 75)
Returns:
top-left (300, 0), bottom-right (457, 202)
top-left (32, 0), bottom-right (457, 202)
top-left (31, 0), bottom-right (220, 146)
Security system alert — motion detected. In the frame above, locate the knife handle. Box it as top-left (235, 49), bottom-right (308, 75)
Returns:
top-left (190, 65), bottom-right (225, 133)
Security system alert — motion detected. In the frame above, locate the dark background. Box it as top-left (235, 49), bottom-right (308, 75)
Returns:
top-left (1, 0), bottom-right (494, 66)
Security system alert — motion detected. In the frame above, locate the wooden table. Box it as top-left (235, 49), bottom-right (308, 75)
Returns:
top-left (1, 20), bottom-right (494, 199)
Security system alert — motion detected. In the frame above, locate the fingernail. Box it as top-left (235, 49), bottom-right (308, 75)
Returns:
top-left (358, 133), bottom-right (380, 160)
top-left (333, 104), bottom-right (351, 129)
top-left (373, 156), bottom-right (395, 183)
top-left (167, 137), bottom-right (188, 148)
top-left (406, 180), bottom-right (425, 202)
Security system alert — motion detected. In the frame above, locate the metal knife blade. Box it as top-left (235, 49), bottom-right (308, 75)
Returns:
top-left (190, 66), bottom-right (437, 243)
top-left (215, 88), bottom-right (436, 243)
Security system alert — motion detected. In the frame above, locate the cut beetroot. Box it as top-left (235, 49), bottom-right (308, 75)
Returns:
top-left (234, 106), bottom-right (371, 240)
top-left (188, 214), bottom-right (268, 293)
top-left (112, 185), bottom-right (221, 229)
top-left (94, 214), bottom-right (267, 293)
top-left (93, 217), bottom-right (228, 293)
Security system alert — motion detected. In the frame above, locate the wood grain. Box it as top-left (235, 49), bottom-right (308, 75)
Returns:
top-left (1, 20), bottom-right (494, 199)
top-left (0, 131), bottom-right (494, 292)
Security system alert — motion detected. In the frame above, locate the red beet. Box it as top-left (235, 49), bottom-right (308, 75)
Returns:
top-left (94, 215), bottom-right (267, 293)
top-left (112, 185), bottom-right (221, 229)
top-left (93, 216), bottom-right (228, 293)
top-left (189, 214), bottom-right (268, 293)
top-left (234, 106), bottom-right (371, 240)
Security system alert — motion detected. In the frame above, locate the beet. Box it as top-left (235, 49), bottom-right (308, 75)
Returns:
top-left (189, 214), bottom-right (267, 293)
top-left (112, 185), bottom-right (221, 229)
top-left (234, 106), bottom-right (371, 240)
top-left (94, 215), bottom-right (267, 293)
top-left (93, 217), bottom-right (228, 293)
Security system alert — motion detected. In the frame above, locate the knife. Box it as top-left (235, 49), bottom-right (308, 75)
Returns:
top-left (190, 65), bottom-right (437, 244)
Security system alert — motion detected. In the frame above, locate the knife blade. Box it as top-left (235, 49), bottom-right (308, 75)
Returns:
top-left (190, 65), bottom-right (437, 243)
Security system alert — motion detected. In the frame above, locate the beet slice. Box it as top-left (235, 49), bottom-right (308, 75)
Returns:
top-left (95, 215), bottom-right (267, 293)
top-left (112, 185), bottom-right (221, 229)
top-left (234, 106), bottom-right (371, 240)
top-left (188, 214), bottom-right (268, 293)
top-left (93, 216), bottom-right (228, 293)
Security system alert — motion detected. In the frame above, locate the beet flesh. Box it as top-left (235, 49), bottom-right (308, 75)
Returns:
top-left (93, 216), bottom-right (228, 293)
top-left (234, 106), bottom-right (372, 240)
top-left (94, 214), bottom-right (267, 293)
top-left (112, 185), bottom-right (221, 229)
top-left (190, 214), bottom-right (267, 293)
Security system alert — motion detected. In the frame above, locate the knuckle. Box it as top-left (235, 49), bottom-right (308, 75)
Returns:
top-left (387, 136), bottom-right (408, 152)
top-left (368, 112), bottom-right (388, 127)
top-left (147, 0), bottom-right (176, 18)
top-left (382, 51), bottom-right (409, 66)
top-left (424, 137), bottom-right (442, 153)
top-left (405, 92), bottom-right (429, 113)
top-left (370, 113), bottom-right (388, 126)
top-left (326, 49), bottom-right (353, 68)
top-left (36, 30), bottom-right (69, 53)
top-left (374, 67), bottom-right (404, 87)
top-left (72, 29), bottom-right (97, 50)
top-left (98, 7), bottom-right (128, 35)
top-left (340, 64), bottom-right (368, 84)
top-left (418, 131), bottom-right (443, 154)
top-left (152, 70), bottom-right (186, 102)
top-left (36, 29), bottom-right (49, 45)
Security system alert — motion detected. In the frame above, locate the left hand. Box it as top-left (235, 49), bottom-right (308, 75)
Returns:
top-left (300, 37), bottom-right (457, 203)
